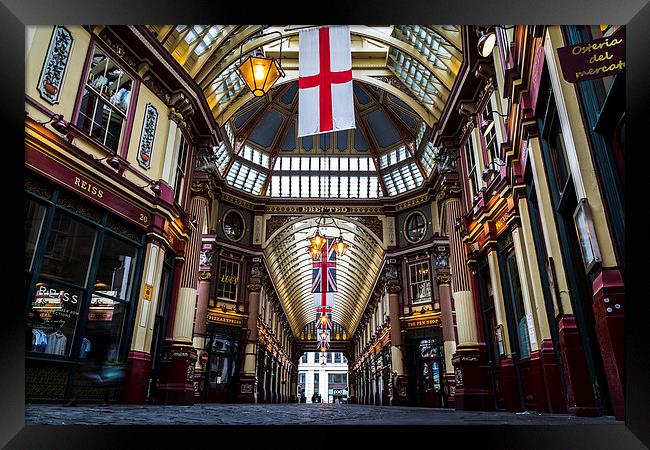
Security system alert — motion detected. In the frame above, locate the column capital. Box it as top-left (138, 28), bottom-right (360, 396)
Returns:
top-left (198, 271), bottom-right (212, 281)
top-left (437, 182), bottom-right (462, 203)
top-left (435, 274), bottom-right (452, 285)
top-left (386, 281), bottom-right (401, 294)
top-left (247, 282), bottom-right (262, 292)
top-left (190, 179), bottom-right (214, 199)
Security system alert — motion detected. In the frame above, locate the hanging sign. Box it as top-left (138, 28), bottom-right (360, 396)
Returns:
top-left (556, 31), bottom-right (625, 83)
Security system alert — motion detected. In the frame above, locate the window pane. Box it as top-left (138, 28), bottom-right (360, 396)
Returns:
top-left (25, 198), bottom-right (47, 271)
top-left (28, 279), bottom-right (83, 356)
top-left (40, 211), bottom-right (97, 287)
top-left (93, 234), bottom-right (138, 301)
top-left (85, 296), bottom-right (128, 362)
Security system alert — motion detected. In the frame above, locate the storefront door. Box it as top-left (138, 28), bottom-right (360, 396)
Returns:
top-left (407, 328), bottom-right (445, 408)
top-left (205, 325), bottom-right (241, 403)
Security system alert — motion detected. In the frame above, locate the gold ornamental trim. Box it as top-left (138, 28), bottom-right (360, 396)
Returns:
top-left (247, 282), bottom-right (262, 292)
top-left (206, 309), bottom-right (246, 327)
top-left (435, 274), bottom-right (452, 285)
top-left (402, 312), bottom-right (442, 329)
top-left (198, 271), bottom-right (212, 281)
top-left (395, 194), bottom-right (429, 211)
top-left (222, 192), bottom-right (255, 210)
top-left (387, 283), bottom-right (401, 294)
top-left (191, 180), bottom-right (214, 199)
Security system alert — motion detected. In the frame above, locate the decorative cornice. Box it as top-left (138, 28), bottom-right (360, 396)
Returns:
top-left (394, 194), bottom-right (429, 211)
top-left (222, 192), bottom-right (255, 210)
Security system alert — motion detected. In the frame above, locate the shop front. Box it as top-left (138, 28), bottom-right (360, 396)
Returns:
top-left (404, 314), bottom-right (446, 408)
top-left (203, 310), bottom-right (244, 403)
top-left (25, 173), bottom-right (145, 402)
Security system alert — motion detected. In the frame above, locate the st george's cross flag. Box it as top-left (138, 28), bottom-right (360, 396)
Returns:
top-left (298, 26), bottom-right (355, 137)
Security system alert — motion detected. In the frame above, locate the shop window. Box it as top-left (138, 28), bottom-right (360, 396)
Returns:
top-left (334, 352), bottom-right (341, 363)
top-left (313, 352), bottom-right (319, 363)
top-left (504, 250), bottom-right (531, 359)
top-left (301, 353), bottom-right (307, 363)
top-left (25, 182), bottom-right (143, 363)
top-left (546, 113), bottom-right (571, 197)
top-left (39, 211), bottom-right (97, 287)
top-left (409, 261), bottom-right (432, 304)
top-left (25, 198), bottom-right (47, 272)
top-left (173, 133), bottom-right (190, 204)
top-left (328, 373), bottom-right (347, 384)
top-left (30, 280), bottom-right (83, 356)
top-left (298, 372), bottom-right (306, 384)
top-left (75, 46), bottom-right (134, 152)
top-left (92, 234), bottom-right (138, 302)
top-left (326, 352), bottom-right (332, 363)
top-left (216, 259), bottom-right (239, 301)
top-left (313, 373), bottom-right (319, 393)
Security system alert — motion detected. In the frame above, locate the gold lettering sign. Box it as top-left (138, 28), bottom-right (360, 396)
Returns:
top-left (74, 176), bottom-right (104, 199)
top-left (299, 206), bottom-right (348, 214)
top-left (206, 313), bottom-right (243, 327)
top-left (405, 316), bottom-right (442, 329)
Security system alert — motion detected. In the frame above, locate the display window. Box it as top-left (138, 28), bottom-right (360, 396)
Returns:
top-left (25, 176), bottom-right (143, 367)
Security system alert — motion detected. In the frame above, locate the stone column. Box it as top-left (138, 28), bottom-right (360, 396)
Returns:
top-left (238, 271), bottom-right (262, 403)
top-left (192, 244), bottom-right (213, 402)
top-left (157, 185), bottom-right (209, 405)
top-left (122, 239), bottom-right (166, 403)
top-left (435, 271), bottom-right (456, 407)
top-left (385, 263), bottom-right (408, 406)
top-left (486, 246), bottom-right (519, 410)
top-left (443, 185), bottom-right (495, 410)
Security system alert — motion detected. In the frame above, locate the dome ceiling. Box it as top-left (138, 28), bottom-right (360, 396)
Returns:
top-left (146, 25), bottom-right (463, 198)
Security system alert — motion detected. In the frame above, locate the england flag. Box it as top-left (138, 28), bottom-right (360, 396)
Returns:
top-left (298, 26), bottom-right (355, 137)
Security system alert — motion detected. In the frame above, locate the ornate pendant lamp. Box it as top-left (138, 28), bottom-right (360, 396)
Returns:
top-left (236, 31), bottom-right (285, 97)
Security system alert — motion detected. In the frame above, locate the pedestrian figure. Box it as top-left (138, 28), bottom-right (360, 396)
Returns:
top-left (66, 327), bottom-right (122, 406)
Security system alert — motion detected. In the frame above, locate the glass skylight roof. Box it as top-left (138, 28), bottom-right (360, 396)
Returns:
top-left (382, 161), bottom-right (424, 196)
top-left (419, 141), bottom-right (438, 176)
top-left (226, 160), bottom-right (267, 194)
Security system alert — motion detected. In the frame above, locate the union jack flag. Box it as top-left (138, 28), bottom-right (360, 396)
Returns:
top-left (312, 238), bottom-right (337, 295)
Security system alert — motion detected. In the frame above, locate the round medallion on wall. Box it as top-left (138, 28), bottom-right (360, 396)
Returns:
top-left (222, 209), bottom-right (245, 242)
top-left (403, 211), bottom-right (427, 244)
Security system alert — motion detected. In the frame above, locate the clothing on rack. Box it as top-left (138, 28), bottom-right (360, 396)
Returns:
top-left (79, 338), bottom-right (92, 359)
top-left (45, 331), bottom-right (67, 356)
top-left (31, 329), bottom-right (48, 352)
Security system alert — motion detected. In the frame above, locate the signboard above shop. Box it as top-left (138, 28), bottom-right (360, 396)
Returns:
top-left (556, 30), bottom-right (625, 83)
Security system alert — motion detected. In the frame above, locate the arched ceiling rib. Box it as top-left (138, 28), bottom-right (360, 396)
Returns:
top-left (263, 217), bottom-right (385, 336)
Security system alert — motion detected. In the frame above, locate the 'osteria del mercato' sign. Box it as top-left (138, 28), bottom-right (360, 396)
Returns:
top-left (556, 32), bottom-right (625, 83)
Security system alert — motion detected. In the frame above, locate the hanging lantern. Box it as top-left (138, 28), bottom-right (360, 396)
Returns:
top-left (309, 230), bottom-right (327, 253)
top-left (307, 245), bottom-right (321, 260)
top-left (236, 48), bottom-right (285, 97)
top-left (333, 236), bottom-right (349, 257)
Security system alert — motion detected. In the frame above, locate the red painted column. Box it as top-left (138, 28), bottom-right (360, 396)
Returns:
top-left (591, 268), bottom-right (625, 420)
top-left (558, 316), bottom-right (598, 416)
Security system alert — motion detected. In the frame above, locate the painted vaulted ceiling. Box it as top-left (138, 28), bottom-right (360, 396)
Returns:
top-left (145, 25), bottom-right (463, 337)
top-left (145, 25), bottom-right (462, 199)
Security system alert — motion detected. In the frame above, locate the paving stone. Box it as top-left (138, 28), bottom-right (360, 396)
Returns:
top-left (24, 404), bottom-right (618, 426)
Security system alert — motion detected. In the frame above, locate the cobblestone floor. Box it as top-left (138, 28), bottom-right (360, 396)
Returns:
top-left (25, 403), bottom-right (618, 425)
